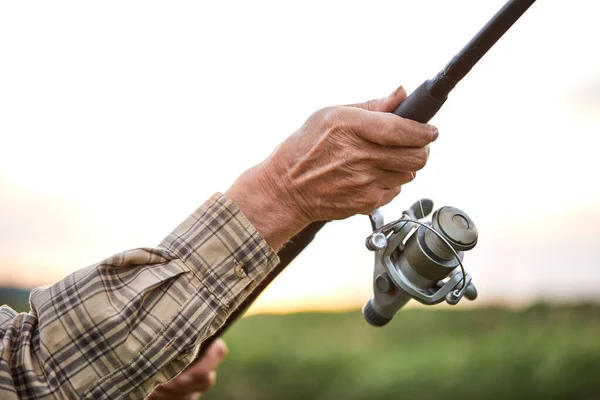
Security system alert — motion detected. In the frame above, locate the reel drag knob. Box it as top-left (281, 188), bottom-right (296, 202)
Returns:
top-left (404, 206), bottom-right (478, 284)
top-left (429, 206), bottom-right (478, 255)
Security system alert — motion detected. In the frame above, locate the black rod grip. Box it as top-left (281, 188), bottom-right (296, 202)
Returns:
top-left (392, 81), bottom-right (446, 123)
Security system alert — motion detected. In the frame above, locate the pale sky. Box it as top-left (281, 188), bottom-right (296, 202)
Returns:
top-left (1, 0), bottom-right (599, 314)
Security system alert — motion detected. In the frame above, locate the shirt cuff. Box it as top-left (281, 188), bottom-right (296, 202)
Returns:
top-left (160, 192), bottom-right (280, 307)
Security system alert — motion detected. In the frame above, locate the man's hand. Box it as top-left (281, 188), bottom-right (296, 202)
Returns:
top-left (147, 339), bottom-right (228, 400)
top-left (226, 86), bottom-right (438, 251)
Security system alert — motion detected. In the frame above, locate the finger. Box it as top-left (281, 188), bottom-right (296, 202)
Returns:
top-left (379, 185), bottom-right (403, 207)
top-left (376, 171), bottom-right (415, 189)
top-left (349, 108), bottom-right (438, 148)
top-left (347, 85), bottom-right (408, 112)
top-left (360, 185), bottom-right (403, 215)
top-left (158, 369), bottom-right (217, 395)
top-left (148, 388), bottom-right (201, 400)
top-left (378, 145), bottom-right (429, 172)
top-left (180, 370), bottom-right (217, 393)
top-left (155, 339), bottom-right (227, 394)
top-left (359, 143), bottom-right (430, 172)
top-left (183, 339), bottom-right (228, 379)
top-left (150, 372), bottom-right (213, 397)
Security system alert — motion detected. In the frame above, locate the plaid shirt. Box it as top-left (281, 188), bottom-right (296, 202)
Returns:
top-left (0, 193), bottom-right (279, 399)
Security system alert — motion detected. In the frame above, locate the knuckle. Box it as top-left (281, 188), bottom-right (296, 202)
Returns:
top-left (409, 122), bottom-right (432, 146)
top-left (414, 148), bottom-right (428, 170)
top-left (215, 345), bottom-right (228, 360)
top-left (365, 99), bottom-right (377, 111)
top-left (390, 186), bottom-right (402, 199)
top-left (312, 106), bottom-right (330, 120)
top-left (358, 193), bottom-right (380, 213)
top-left (376, 192), bottom-right (391, 208)
top-left (382, 187), bottom-right (401, 206)
top-left (320, 106), bottom-right (343, 128)
top-left (368, 198), bottom-right (381, 211)
top-left (356, 173), bottom-right (373, 188)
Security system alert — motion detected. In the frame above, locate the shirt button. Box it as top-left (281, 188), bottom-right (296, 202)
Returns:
top-left (233, 260), bottom-right (248, 278)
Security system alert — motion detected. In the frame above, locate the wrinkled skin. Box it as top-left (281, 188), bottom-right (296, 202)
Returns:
top-left (227, 86), bottom-right (438, 250)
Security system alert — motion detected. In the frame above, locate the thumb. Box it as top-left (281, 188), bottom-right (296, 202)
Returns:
top-left (348, 85), bottom-right (407, 112)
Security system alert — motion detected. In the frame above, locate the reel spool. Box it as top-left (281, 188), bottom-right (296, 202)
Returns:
top-left (362, 200), bottom-right (479, 327)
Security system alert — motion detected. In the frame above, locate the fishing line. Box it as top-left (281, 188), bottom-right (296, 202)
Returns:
top-left (410, 172), bottom-right (426, 219)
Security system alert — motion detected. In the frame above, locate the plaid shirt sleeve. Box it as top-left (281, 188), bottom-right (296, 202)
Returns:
top-left (0, 193), bottom-right (280, 399)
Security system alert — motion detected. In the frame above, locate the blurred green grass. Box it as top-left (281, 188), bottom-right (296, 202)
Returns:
top-left (0, 287), bottom-right (30, 312)
top-left (206, 304), bottom-right (600, 400)
top-left (2, 289), bottom-right (598, 399)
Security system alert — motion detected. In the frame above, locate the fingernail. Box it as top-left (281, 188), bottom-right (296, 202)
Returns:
top-left (215, 339), bottom-right (229, 358)
top-left (387, 85), bottom-right (404, 100)
top-left (430, 126), bottom-right (439, 141)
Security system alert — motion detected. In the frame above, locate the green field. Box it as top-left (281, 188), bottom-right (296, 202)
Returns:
top-left (2, 289), bottom-right (599, 399)
top-left (206, 305), bottom-right (600, 400)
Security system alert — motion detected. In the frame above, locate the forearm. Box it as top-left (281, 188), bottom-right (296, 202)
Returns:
top-left (225, 162), bottom-right (309, 252)
top-left (0, 85), bottom-right (437, 399)
top-left (0, 194), bottom-right (279, 399)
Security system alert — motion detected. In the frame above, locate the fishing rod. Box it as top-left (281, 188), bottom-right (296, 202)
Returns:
top-left (197, 0), bottom-right (536, 356)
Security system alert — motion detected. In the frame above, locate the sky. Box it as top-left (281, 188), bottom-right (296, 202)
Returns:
top-left (1, 0), bottom-right (599, 314)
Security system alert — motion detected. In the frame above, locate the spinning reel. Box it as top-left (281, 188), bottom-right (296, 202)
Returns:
top-left (362, 200), bottom-right (479, 327)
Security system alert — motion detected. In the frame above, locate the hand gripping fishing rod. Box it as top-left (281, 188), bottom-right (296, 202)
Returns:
top-left (197, 0), bottom-right (536, 356)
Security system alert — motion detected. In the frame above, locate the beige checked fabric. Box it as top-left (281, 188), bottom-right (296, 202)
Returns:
top-left (0, 193), bottom-right (279, 399)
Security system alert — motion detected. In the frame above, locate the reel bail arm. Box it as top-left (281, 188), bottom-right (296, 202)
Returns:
top-left (363, 200), bottom-right (479, 327)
